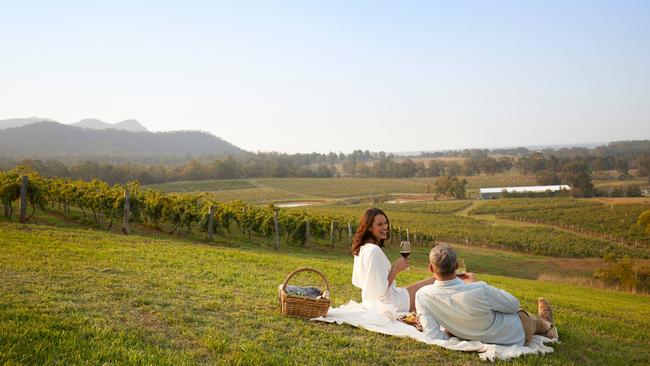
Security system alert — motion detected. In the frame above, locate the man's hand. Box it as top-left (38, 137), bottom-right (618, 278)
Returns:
top-left (458, 272), bottom-right (476, 283)
top-left (415, 315), bottom-right (423, 332)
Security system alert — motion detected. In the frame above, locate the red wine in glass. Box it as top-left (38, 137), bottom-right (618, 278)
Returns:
top-left (400, 241), bottom-right (411, 258)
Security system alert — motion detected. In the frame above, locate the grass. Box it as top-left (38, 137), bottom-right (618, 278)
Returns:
top-left (379, 200), bottom-right (473, 214)
top-left (593, 177), bottom-right (649, 189)
top-left (145, 174), bottom-right (602, 206)
top-left (1, 214), bottom-right (649, 365)
top-left (145, 179), bottom-right (255, 193)
top-left (254, 178), bottom-right (432, 198)
top-left (203, 187), bottom-right (309, 203)
top-left (470, 198), bottom-right (650, 247)
top-left (300, 205), bottom-right (649, 258)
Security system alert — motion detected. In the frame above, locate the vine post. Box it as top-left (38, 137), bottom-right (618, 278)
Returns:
top-left (330, 220), bottom-right (335, 248)
top-left (273, 207), bottom-right (279, 251)
top-left (305, 219), bottom-right (310, 247)
top-left (347, 221), bottom-right (353, 243)
top-left (207, 205), bottom-right (215, 241)
top-left (122, 189), bottom-right (130, 235)
top-left (19, 176), bottom-right (28, 223)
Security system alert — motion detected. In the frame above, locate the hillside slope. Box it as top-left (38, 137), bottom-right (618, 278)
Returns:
top-left (70, 118), bottom-right (148, 132)
top-left (0, 122), bottom-right (245, 158)
top-left (0, 219), bottom-right (648, 365)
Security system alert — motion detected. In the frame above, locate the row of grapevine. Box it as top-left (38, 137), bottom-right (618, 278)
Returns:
top-left (0, 169), bottom-right (356, 248)
top-left (303, 205), bottom-right (650, 258)
top-left (470, 198), bottom-right (650, 247)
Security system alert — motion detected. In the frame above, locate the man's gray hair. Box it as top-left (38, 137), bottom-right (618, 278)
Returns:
top-left (429, 245), bottom-right (457, 275)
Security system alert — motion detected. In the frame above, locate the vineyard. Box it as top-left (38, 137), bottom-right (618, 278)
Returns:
top-left (379, 200), bottom-right (473, 214)
top-left (3, 171), bottom-right (650, 365)
top-left (0, 169), bottom-right (355, 249)
top-left (4, 169), bottom-right (650, 259)
top-left (252, 178), bottom-right (432, 198)
top-left (145, 179), bottom-right (255, 193)
top-left (470, 198), bottom-right (650, 248)
top-left (203, 187), bottom-right (306, 204)
top-left (300, 204), bottom-right (650, 259)
top-left (147, 175), bottom-right (648, 203)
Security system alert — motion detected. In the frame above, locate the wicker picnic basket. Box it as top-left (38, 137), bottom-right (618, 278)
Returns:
top-left (279, 267), bottom-right (331, 318)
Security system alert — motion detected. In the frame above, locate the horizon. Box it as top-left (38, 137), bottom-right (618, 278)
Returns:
top-left (0, 116), bottom-right (622, 156)
top-left (1, 1), bottom-right (649, 154)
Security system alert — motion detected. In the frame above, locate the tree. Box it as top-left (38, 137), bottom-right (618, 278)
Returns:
top-left (625, 185), bottom-right (642, 197)
top-left (342, 158), bottom-right (358, 176)
top-left (434, 175), bottom-right (467, 199)
top-left (615, 158), bottom-right (629, 178)
top-left (562, 160), bottom-right (594, 197)
top-left (445, 162), bottom-right (461, 176)
top-left (427, 160), bottom-right (444, 177)
top-left (213, 156), bottom-right (242, 179)
top-left (182, 160), bottom-right (208, 180)
top-left (636, 154), bottom-right (650, 182)
top-left (536, 170), bottom-right (561, 185)
top-left (593, 256), bottom-right (641, 292)
top-left (398, 159), bottom-right (417, 178)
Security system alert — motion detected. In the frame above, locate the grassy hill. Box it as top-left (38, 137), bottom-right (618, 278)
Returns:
top-left (1, 215), bottom-right (649, 365)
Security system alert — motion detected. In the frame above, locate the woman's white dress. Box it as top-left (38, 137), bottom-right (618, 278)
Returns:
top-left (352, 243), bottom-right (410, 313)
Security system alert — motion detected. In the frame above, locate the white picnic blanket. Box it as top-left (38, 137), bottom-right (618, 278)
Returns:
top-left (312, 300), bottom-right (558, 362)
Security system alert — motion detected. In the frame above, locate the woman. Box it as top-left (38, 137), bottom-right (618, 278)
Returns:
top-left (351, 208), bottom-right (435, 313)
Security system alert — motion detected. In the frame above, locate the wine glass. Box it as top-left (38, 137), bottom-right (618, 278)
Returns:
top-left (456, 258), bottom-right (467, 276)
top-left (400, 241), bottom-right (411, 270)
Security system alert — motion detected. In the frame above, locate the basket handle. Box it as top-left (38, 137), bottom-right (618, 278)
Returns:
top-left (281, 267), bottom-right (331, 294)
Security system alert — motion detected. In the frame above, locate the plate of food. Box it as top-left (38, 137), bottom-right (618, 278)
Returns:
top-left (399, 312), bottom-right (422, 331)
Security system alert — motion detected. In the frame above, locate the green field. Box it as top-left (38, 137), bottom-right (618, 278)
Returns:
top-left (4, 174), bottom-right (650, 364)
top-left (146, 178), bottom-right (432, 200)
top-left (146, 174), bottom-right (542, 202)
top-left (140, 176), bottom-right (650, 258)
top-left (2, 216), bottom-right (649, 365)
top-left (378, 200), bottom-right (473, 214)
top-left (299, 204), bottom-right (650, 259)
top-left (146, 179), bottom-right (256, 193)
top-left (203, 187), bottom-right (308, 203)
top-left (0, 213), bottom-right (650, 364)
top-left (145, 175), bottom-right (649, 205)
top-left (471, 198), bottom-right (650, 247)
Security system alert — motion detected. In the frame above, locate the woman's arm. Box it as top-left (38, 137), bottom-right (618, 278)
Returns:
top-left (387, 257), bottom-right (409, 290)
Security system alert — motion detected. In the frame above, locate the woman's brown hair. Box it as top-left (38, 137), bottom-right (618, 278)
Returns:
top-left (351, 208), bottom-right (390, 256)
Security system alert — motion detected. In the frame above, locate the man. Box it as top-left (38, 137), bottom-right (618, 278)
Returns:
top-left (415, 245), bottom-right (557, 346)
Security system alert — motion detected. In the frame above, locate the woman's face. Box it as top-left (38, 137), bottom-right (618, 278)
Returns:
top-left (369, 214), bottom-right (388, 241)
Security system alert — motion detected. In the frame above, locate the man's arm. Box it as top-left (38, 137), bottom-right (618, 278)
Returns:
top-left (484, 284), bottom-right (520, 314)
top-left (415, 291), bottom-right (449, 341)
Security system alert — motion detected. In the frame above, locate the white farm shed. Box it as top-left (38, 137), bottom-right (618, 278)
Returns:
top-left (479, 185), bottom-right (570, 199)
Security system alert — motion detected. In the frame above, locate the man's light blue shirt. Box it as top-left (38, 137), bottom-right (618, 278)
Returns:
top-left (415, 278), bottom-right (525, 346)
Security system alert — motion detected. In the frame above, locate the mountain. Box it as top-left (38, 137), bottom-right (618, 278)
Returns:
top-left (0, 117), bottom-right (148, 132)
top-left (0, 117), bottom-right (56, 129)
top-left (71, 118), bottom-right (148, 132)
top-left (0, 122), bottom-right (245, 158)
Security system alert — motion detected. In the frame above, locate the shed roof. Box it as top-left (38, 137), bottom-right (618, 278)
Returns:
top-left (479, 185), bottom-right (570, 194)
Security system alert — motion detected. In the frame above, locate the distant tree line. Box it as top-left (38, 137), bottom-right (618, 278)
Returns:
top-left (1, 141), bottom-right (648, 193)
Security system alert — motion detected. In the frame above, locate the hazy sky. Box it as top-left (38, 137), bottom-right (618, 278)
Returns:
top-left (1, 1), bottom-right (649, 153)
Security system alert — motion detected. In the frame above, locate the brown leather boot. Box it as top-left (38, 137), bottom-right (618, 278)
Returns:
top-left (545, 325), bottom-right (559, 340)
top-left (538, 298), bottom-right (554, 324)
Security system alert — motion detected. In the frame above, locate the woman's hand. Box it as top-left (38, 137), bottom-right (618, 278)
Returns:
top-left (391, 257), bottom-right (409, 273)
top-left (387, 257), bottom-right (409, 290)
